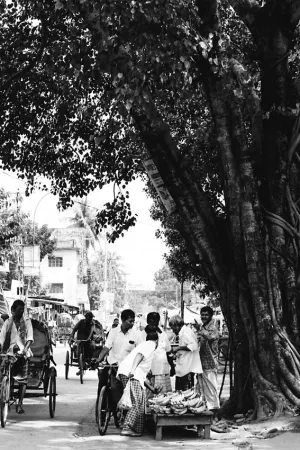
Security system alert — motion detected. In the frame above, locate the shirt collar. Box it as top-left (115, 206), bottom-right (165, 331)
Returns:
top-left (203, 319), bottom-right (214, 330)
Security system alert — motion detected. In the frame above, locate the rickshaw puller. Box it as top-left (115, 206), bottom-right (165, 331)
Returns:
top-left (0, 300), bottom-right (33, 414)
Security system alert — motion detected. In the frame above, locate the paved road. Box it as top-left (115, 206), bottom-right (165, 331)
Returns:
top-left (0, 344), bottom-right (299, 450)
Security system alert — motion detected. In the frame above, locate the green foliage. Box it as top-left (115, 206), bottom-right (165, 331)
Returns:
top-left (0, 188), bottom-right (56, 292)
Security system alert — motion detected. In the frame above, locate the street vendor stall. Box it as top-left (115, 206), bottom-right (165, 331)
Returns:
top-left (147, 388), bottom-right (213, 440)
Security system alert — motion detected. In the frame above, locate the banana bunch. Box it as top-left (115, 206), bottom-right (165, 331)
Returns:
top-left (148, 394), bottom-right (166, 405)
top-left (152, 405), bottom-right (172, 414)
top-left (172, 406), bottom-right (188, 415)
top-left (182, 388), bottom-right (196, 399)
top-left (159, 406), bottom-right (172, 414)
top-left (157, 396), bottom-right (170, 406)
top-left (189, 404), bottom-right (207, 414)
top-left (165, 391), bottom-right (179, 397)
top-left (169, 393), bottom-right (184, 405)
top-left (186, 396), bottom-right (203, 408)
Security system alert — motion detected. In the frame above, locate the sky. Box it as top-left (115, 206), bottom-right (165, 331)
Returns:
top-left (0, 170), bottom-right (167, 289)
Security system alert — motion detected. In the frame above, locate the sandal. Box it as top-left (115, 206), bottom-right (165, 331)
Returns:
top-left (16, 404), bottom-right (25, 414)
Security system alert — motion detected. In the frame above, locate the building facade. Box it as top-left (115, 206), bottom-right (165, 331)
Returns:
top-left (39, 228), bottom-right (90, 311)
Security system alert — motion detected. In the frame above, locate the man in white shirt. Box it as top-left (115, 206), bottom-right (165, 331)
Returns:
top-left (96, 309), bottom-right (141, 416)
top-left (169, 315), bottom-right (202, 391)
top-left (117, 332), bottom-right (159, 437)
top-left (0, 300), bottom-right (33, 414)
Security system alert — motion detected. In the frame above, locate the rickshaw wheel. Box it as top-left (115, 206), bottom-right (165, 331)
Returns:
top-left (43, 368), bottom-right (50, 396)
top-left (96, 386), bottom-right (110, 435)
top-left (79, 354), bottom-right (84, 384)
top-left (70, 347), bottom-right (74, 365)
top-left (49, 372), bottom-right (56, 418)
top-left (0, 376), bottom-right (9, 428)
top-left (65, 351), bottom-right (70, 380)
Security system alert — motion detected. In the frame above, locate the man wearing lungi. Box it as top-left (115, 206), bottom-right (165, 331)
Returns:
top-left (117, 332), bottom-right (160, 437)
top-left (197, 306), bottom-right (220, 415)
top-left (0, 300), bottom-right (33, 414)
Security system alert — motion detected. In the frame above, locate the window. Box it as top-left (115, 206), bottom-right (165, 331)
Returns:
top-left (49, 283), bottom-right (63, 294)
top-left (48, 256), bottom-right (63, 267)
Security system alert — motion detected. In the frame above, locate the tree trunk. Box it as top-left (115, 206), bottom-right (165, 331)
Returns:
top-left (75, 0), bottom-right (300, 416)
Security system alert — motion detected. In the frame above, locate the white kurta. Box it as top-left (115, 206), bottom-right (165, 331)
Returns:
top-left (139, 329), bottom-right (171, 375)
top-left (117, 340), bottom-right (156, 388)
top-left (175, 325), bottom-right (202, 377)
top-left (0, 318), bottom-right (33, 357)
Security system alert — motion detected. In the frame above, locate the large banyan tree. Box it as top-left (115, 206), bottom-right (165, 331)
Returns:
top-left (2, 0), bottom-right (300, 417)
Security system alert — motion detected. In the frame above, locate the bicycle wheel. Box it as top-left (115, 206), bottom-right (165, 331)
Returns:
top-left (49, 371), bottom-right (56, 418)
top-left (79, 353), bottom-right (84, 384)
top-left (0, 375), bottom-right (10, 428)
top-left (65, 351), bottom-right (70, 380)
top-left (96, 386), bottom-right (110, 435)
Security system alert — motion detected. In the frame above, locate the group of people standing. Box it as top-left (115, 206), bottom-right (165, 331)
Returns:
top-left (93, 305), bottom-right (220, 438)
top-left (169, 307), bottom-right (220, 413)
top-left (0, 300), bottom-right (220, 435)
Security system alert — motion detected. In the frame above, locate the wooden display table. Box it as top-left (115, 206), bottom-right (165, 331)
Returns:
top-left (151, 410), bottom-right (213, 441)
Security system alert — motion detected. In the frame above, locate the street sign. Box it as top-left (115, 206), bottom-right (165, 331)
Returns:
top-left (143, 158), bottom-right (176, 213)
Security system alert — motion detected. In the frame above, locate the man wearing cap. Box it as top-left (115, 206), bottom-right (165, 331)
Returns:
top-left (69, 311), bottom-right (103, 374)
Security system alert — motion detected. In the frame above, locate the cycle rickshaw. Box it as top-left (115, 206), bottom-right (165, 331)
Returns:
top-left (0, 319), bottom-right (57, 427)
top-left (65, 321), bottom-right (104, 384)
top-left (65, 339), bottom-right (90, 384)
top-left (57, 313), bottom-right (73, 345)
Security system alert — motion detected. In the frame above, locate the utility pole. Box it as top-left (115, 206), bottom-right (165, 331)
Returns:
top-left (180, 280), bottom-right (184, 321)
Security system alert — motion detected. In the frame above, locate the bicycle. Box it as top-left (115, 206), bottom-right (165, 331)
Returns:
top-left (0, 353), bottom-right (25, 427)
top-left (65, 339), bottom-right (90, 384)
top-left (95, 363), bottom-right (124, 436)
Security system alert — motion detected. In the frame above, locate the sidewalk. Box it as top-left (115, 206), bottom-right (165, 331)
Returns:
top-left (74, 408), bottom-right (300, 450)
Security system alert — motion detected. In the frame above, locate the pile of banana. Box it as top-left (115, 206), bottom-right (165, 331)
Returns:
top-left (148, 388), bottom-right (207, 415)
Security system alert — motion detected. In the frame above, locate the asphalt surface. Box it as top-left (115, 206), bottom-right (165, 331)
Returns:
top-left (0, 344), bottom-right (299, 449)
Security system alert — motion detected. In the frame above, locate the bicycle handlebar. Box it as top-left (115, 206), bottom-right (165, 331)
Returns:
top-left (97, 363), bottom-right (118, 369)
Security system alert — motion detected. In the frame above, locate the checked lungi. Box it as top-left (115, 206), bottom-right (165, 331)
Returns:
top-left (0, 355), bottom-right (29, 385)
top-left (119, 374), bottom-right (145, 434)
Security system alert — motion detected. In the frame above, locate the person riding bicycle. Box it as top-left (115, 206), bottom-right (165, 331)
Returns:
top-left (68, 311), bottom-right (104, 375)
top-left (96, 309), bottom-right (141, 415)
top-left (0, 299), bottom-right (33, 415)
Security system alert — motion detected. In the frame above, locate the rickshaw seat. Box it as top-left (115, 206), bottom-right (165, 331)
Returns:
top-left (30, 326), bottom-right (49, 361)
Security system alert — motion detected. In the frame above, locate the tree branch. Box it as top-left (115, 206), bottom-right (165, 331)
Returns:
top-left (131, 100), bottom-right (228, 292)
top-left (227, 0), bottom-right (261, 31)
